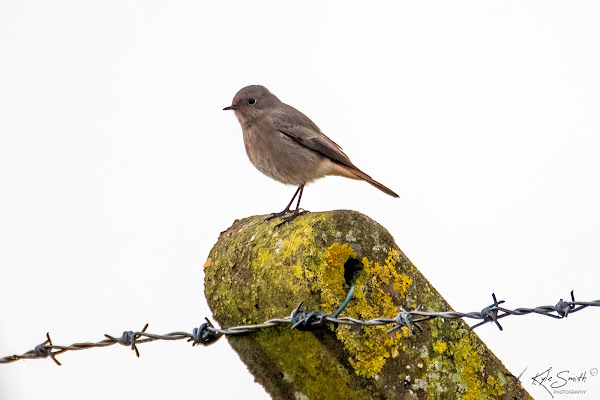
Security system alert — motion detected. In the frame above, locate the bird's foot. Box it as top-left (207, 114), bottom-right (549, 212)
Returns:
top-left (274, 209), bottom-right (308, 228)
top-left (265, 209), bottom-right (292, 221)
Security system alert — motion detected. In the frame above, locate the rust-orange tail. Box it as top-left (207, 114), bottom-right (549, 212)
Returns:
top-left (332, 163), bottom-right (399, 198)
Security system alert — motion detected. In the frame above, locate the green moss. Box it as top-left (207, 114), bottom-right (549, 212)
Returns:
top-left (254, 327), bottom-right (371, 400)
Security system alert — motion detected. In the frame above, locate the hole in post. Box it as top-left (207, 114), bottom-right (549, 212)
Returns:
top-left (343, 257), bottom-right (361, 286)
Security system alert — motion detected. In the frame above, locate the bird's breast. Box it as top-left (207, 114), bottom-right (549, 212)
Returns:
top-left (242, 121), bottom-right (331, 185)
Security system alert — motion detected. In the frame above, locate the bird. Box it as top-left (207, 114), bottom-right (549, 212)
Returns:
top-left (224, 85), bottom-right (398, 225)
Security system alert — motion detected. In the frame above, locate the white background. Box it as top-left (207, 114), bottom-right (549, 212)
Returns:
top-left (1, 2), bottom-right (599, 399)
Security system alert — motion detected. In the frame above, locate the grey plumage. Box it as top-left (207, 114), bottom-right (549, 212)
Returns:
top-left (224, 85), bottom-right (398, 223)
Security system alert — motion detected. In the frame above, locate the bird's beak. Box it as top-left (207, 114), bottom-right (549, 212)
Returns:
top-left (223, 105), bottom-right (238, 111)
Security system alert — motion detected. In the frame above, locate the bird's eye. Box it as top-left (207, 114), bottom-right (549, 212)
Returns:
top-left (247, 98), bottom-right (256, 105)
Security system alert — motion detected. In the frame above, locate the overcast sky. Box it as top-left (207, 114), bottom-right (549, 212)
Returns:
top-left (1, 2), bottom-right (599, 399)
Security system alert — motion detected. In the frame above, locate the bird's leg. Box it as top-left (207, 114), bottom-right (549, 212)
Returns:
top-left (265, 185), bottom-right (302, 221)
top-left (275, 185), bottom-right (307, 227)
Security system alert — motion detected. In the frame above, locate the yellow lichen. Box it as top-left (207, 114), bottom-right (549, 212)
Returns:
top-left (406, 312), bottom-right (510, 399)
top-left (256, 249), bottom-right (271, 270)
top-left (484, 375), bottom-right (504, 397)
top-left (326, 242), bottom-right (356, 268)
top-left (293, 264), bottom-right (303, 279)
top-left (320, 243), bottom-right (355, 310)
top-left (433, 340), bottom-right (447, 354)
top-left (318, 248), bottom-right (415, 378)
top-left (442, 334), bottom-right (504, 399)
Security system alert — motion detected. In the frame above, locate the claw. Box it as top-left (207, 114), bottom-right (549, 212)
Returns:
top-left (265, 209), bottom-right (292, 221)
top-left (274, 209), bottom-right (307, 227)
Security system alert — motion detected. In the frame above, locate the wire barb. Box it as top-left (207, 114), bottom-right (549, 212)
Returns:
top-left (291, 282), bottom-right (355, 331)
top-left (36, 332), bottom-right (61, 366)
top-left (190, 318), bottom-right (223, 346)
top-left (555, 290), bottom-right (576, 317)
top-left (471, 293), bottom-right (506, 331)
top-left (291, 302), bottom-right (328, 331)
top-left (105, 323), bottom-right (148, 357)
top-left (388, 306), bottom-right (425, 335)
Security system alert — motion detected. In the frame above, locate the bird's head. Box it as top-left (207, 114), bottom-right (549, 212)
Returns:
top-left (223, 85), bottom-right (280, 123)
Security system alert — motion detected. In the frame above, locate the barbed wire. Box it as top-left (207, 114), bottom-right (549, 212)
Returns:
top-left (1, 290), bottom-right (598, 365)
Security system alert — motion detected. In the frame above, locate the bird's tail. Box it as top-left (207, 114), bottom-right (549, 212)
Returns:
top-left (332, 163), bottom-right (400, 198)
top-left (363, 175), bottom-right (399, 198)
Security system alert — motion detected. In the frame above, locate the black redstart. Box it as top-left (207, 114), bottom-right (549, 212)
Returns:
top-left (224, 85), bottom-right (398, 224)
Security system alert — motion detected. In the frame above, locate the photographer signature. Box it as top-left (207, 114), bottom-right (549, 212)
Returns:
top-left (527, 367), bottom-right (597, 398)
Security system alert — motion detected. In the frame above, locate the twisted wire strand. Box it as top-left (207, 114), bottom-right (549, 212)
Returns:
top-left (2, 292), bottom-right (598, 365)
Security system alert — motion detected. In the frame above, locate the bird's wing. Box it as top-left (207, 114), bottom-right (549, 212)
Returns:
top-left (271, 106), bottom-right (360, 171)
